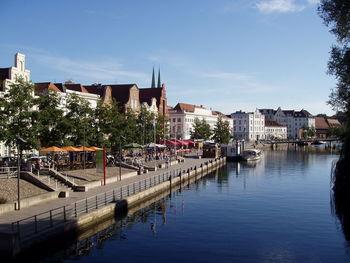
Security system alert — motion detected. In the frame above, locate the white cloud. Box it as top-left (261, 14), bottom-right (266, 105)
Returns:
top-left (256, 0), bottom-right (305, 14)
top-left (307, 0), bottom-right (320, 4)
top-left (32, 52), bottom-right (149, 84)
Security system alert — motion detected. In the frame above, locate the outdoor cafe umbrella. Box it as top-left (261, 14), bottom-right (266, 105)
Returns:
top-left (41, 146), bottom-right (63, 152)
top-left (122, 143), bottom-right (144, 149)
top-left (145, 143), bottom-right (166, 148)
top-left (61, 146), bottom-right (80, 152)
top-left (90, 146), bottom-right (104, 151)
top-left (76, 146), bottom-right (94, 152)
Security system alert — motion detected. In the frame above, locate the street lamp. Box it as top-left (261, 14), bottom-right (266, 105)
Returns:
top-left (153, 118), bottom-right (156, 155)
top-left (119, 135), bottom-right (125, 181)
top-left (16, 137), bottom-right (27, 210)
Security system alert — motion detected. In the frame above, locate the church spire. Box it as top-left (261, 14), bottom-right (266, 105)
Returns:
top-left (157, 68), bottom-right (161, 88)
top-left (151, 67), bottom-right (156, 88)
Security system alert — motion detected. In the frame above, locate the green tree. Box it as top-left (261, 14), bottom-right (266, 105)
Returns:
top-left (302, 125), bottom-right (316, 138)
top-left (104, 100), bottom-right (124, 151)
top-left (64, 93), bottom-right (94, 146)
top-left (156, 114), bottom-right (170, 142)
top-left (318, 0), bottom-right (350, 175)
top-left (212, 117), bottom-right (232, 144)
top-left (137, 106), bottom-right (156, 145)
top-left (35, 90), bottom-right (65, 147)
top-left (190, 118), bottom-right (212, 141)
top-left (0, 79), bottom-right (39, 152)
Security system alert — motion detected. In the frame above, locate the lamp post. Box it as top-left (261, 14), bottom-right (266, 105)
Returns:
top-left (153, 118), bottom-right (156, 155)
top-left (16, 137), bottom-right (27, 210)
top-left (119, 135), bottom-right (125, 181)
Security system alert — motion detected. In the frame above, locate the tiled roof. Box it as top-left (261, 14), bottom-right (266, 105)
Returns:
top-left (105, 84), bottom-right (137, 106)
top-left (63, 83), bottom-right (89, 93)
top-left (327, 118), bottom-right (341, 127)
top-left (84, 84), bottom-right (105, 96)
top-left (139, 88), bottom-right (163, 107)
top-left (174, 103), bottom-right (205, 112)
top-left (34, 82), bottom-right (61, 93)
top-left (315, 117), bottom-right (329, 129)
top-left (265, 120), bottom-right (285, 127)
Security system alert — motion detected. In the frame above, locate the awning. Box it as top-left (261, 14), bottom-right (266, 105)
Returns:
top-left (41, 146), bottom-right (63, 152)
top-left (177, 140), bottom-right (189, 146)
top-left (76, 146), bottom-right (95, 152)
top-left (90, 146), bottom-right (104, 151)
top-left (61, 146), bottom-right (80, 152)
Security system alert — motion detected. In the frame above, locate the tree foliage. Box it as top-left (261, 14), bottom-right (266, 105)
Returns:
top-left (190, 118), bottom-right (212, 141)
top-left (0, 79), bottom-right (169, 154)
top-left (0, 79), bottom-right (39, 151)
top-left (318, 0), bottom-right (350, 167)
top-left (212, 117), bottom-right (232, 144)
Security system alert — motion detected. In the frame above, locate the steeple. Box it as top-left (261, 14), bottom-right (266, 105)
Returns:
top-left (151, 67), bottom-right (156, 88)
top-left (157, 68), bottom-right (161, 88)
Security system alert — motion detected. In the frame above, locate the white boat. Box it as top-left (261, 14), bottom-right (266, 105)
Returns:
top-left (241, 149), bottom-right (262, 161)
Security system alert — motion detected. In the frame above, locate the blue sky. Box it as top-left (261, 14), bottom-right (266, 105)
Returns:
top-left (0, 0), bottom-right (336, 115)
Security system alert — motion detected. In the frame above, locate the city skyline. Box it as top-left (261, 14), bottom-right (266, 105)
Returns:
top-left (0, 0), bottom-right (336, 115)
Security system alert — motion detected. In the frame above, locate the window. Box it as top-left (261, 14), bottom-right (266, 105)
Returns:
top-left (177, 118), bottom-right (181, 122)
top-left (173, 118), bottom-right (176, 122)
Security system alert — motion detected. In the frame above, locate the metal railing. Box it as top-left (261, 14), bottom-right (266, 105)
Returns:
top-left (0, 167), bottom-right (18, 179)
top-left (11, 158), bottom-right (223, 242)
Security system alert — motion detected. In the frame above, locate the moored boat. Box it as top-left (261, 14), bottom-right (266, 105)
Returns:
top-left (241, 149), bottom-right (262, 161)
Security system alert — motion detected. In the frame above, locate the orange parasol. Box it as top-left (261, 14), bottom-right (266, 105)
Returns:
top-left (90, 146), bottom-right (104, 151)
top-left (41, 146), bottom-right (63, 152)
top-left (76, 146), bottom-right (94, 152)
top-left (61, 146), bottom-right (80, 152)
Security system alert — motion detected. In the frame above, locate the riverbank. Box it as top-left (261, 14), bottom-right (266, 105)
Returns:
top-left (0, 156), bottom-right (226, 258)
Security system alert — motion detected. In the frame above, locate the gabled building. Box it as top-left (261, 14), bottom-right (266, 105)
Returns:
top-left (0, 53), bottom-right (30, 92)
top-left (259, 107), bottom-right (315, 139)
top-left (265, 120), bottom-right (287, 140)
top-left (231, 109), bottom-right (265, 141)
top-left (169, 103), bottom-right (233, 140)
top-left (315, 117), bottom-right (342, 138)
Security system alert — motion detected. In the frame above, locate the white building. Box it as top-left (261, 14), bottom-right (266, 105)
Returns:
top-left (231, 109), bottom-right (265, 141)
top-left (0, 53), bottom-right (32, 156)
top-left (0, 53), bottom-right (30, 92)
top-left (168, 103), bottom-right (233, 140)
top-left (265, 120), bottom-right (287, 140)
top-left (260, 107), bottom-right (315, 138)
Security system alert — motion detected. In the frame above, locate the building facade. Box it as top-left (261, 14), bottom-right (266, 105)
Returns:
top-left (231, 109), bottom-right (265, 141)
top-left (168, 103), bottom-right (233, 140)
top-left (260, 107), bottom-right (315, 139)
top-left (0, 53), bottom-right (32, 156)
top-left (264, 120), bottom-right (287, 140)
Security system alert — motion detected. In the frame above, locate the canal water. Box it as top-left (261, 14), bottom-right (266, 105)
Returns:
top-left (39, 147), bottom-right (350, 263)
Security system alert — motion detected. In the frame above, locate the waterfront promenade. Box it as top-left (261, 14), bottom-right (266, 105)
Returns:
top-left (0, 156), bottom-right (217, 232)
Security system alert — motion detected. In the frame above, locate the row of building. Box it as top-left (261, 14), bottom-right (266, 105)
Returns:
top-left (0, 53), bottom-right (343, 156)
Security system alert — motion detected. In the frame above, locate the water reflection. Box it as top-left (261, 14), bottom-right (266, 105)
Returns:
top-left (332, 188), bottom-right (350, 247)
top-left (29, 148), bottom-right (350, 263)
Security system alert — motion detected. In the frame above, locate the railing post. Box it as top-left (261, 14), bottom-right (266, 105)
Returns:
top-left (120, 187), bottom-right (123, 199)
top-left (34, 215), bottom-right (38, 233)
top-left (17, 222), bottom-right (20, 241)
top-left (139, 181), bottom-right (141, 192)
top-left (128, 185), bottom-right (130, 196)
top-left (113, 189), bottom-right (115, 202)
top-left (75, 202), bottom-right (77, 217)
top-left (85, 198), bottom-right (88, 213)
top-left (133, 183), bottom-right (136, 194)
top-left (96, 195), bottom-right (98, 209)
top-left (105, 192), bottom-right (107, 205)
top-left (50, 210), bottom-right (53, 227)
top-left (63, 206), bottom-right (67, 222)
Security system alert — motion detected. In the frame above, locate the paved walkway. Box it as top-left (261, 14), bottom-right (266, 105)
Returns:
top-left (0, 156), bottom-right (213, 231)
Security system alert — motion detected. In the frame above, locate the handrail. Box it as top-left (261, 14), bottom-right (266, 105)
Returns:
top-left (10, 157), bottom-right (222, 242)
